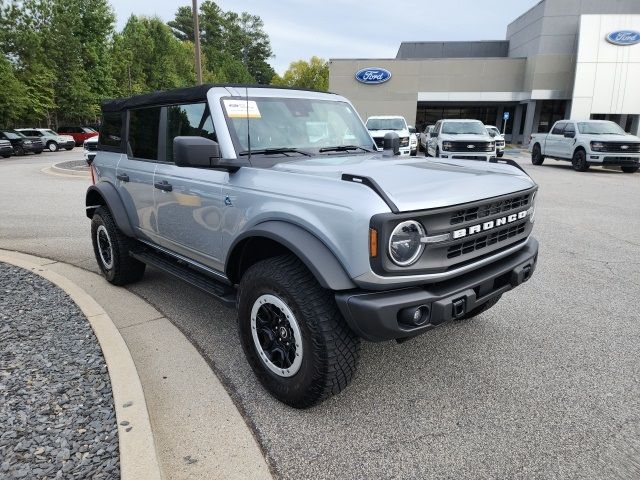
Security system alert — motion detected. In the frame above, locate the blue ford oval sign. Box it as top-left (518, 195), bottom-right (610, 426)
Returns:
top-left (606, 30), bottom-right (640, 46)
top-left (355, 67), bottom-right (392, 85)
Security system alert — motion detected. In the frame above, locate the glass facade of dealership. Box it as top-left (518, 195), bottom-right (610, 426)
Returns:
top-left (329, 0), bottom-right (640, 143)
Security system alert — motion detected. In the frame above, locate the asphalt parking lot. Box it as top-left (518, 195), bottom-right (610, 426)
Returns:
top-left (1, 150), bottom-right (639, 478)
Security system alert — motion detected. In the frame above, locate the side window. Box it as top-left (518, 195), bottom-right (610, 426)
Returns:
top-left (166, 103), bottom-right (216, 163)
top-left (99, 112), bottom-right (123, 149)
top-left (433, 122), bottom-right (440, 135)
top-left (128, 107), bottom-right (161, 160)
top-left (563, 123), bottom-right (575, 135)
top-left (551, 123), bottom-right (566, 135)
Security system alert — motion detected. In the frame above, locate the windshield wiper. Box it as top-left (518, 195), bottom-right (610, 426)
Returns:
top-left (238, 147), bottom-right (312, 157)
top-left (318, 145), bottom-right (373, 153)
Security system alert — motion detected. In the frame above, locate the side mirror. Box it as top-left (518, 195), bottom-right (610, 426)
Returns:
top-left (383, 132), bottom-right (400, 156)
top-left (563, 131), bottom-right (575, 138)
top-left (174, 136), bottom-right (220, 168)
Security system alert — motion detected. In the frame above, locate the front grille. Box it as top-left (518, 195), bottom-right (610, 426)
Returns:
top-left (448, 141), bottom-right (492, 152)
top-left (400, 137), bottom-right (409, 147)
top-left (447, 221), bottom-right (527, 259)
top-left (601, 142), bottom-right (640, 153)
top-left (85, 143), bottom-right (98, 151)
top-left (450, 193), bottom-right (531, 225)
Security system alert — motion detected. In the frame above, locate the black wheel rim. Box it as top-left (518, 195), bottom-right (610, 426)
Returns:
top-left (96, 225), bottom-right (113, 269)
top-left (251, 294), bottom-right (303, 377)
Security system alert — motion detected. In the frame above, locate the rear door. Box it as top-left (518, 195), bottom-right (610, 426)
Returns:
top-left (545, 122), bottom-right (566, 157)
top-left (116, 107), bottom-right (161, 241)
top-left (153, 102), bottom-right (227, 270)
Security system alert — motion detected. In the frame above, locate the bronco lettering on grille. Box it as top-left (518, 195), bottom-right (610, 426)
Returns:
top-left (452, 210), bottom-right (528, 239)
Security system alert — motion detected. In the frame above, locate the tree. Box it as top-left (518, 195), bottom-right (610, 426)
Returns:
top-left (272, 57), bottom-right (329, 92)
top-left (0, 56), bottom-right (27, 125)
top-left (168, 1), bottom-right (275, 84)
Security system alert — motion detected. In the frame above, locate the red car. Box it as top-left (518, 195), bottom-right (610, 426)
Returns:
top-left (57, 126), bottom-right (98, 146)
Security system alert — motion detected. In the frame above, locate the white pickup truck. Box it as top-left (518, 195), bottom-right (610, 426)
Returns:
top-left (529, 120), bottom-right (640, 173)
top-left (365, 116), bottom-right (413, 156)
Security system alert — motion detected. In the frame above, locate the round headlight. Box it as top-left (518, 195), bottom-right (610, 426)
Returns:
top-left (388, 220), bottom-right (425, 266)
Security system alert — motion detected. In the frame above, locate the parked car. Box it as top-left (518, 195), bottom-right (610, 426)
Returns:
top-left (426, 119), bottom-right (496, 161)
top-left (407, 126), bottom-right (418, 156)
top-left (0, 139), bottom-right (13, 158)
top-left (529, 120), bottom-right (639, 173)
top-left (57, 126), bottom-right (98, 146)
top-left (0, 129), bottom-right (44, 155)
top-left (83, 136), bottom-right (98, 163)
top-left (17, 128), bottom-right (75, 152)
top-left (419, 125), bottom-right (434, 152)
top-left (85, 85), bottom-right (539, 408)
top-left (485, 125), bottom-right (505, 157)
top-left (365, 115), bottom-right (412, 156)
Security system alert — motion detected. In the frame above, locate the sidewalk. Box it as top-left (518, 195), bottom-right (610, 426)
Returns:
top-left (0, 250), bottom-right (271, 480)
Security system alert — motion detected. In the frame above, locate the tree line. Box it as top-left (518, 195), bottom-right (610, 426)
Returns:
top-left (0, 0), bottom-right (329, 128)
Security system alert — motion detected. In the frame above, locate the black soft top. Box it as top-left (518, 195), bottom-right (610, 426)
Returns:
top-left (101, 84), bottom-right (333, 113)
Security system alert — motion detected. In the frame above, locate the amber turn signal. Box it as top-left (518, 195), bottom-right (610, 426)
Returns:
top-left (369, 228), bottom-right (378, 258)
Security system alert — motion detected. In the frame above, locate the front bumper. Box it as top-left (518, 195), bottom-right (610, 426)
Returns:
top-left (0, 145), bottom-right (13, 156)
top-left (23, 143), bottom-right (43, 153)
top-left (336, 237), bottom-right (538, 342)
top-left (588, 154), bottom-right (640, 167)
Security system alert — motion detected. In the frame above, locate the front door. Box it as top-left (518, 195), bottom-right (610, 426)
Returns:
top-left (545, 122), bottom-right (566, 157)
top-left (153, 102), bottom-right (228, 271)
top-left (116, 107), bottom-right (160, 241)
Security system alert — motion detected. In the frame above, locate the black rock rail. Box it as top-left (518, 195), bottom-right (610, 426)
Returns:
top-left (0, 263), bottom-right (119, 479)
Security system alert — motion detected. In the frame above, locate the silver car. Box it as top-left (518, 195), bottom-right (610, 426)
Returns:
top-left (17, 128), bottom-right (75, 152)
top-left (85, 85), bottom-right (539, 408)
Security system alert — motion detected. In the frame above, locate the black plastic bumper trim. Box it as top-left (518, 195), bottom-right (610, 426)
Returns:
top-left (335, 237), bottom-right (538, 342)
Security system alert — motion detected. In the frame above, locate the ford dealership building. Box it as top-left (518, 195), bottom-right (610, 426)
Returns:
top-left (329, 0), bottom-right (640, 143)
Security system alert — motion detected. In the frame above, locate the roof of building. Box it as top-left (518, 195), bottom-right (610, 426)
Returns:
top-left (396, 40), bottom-right (509, 59)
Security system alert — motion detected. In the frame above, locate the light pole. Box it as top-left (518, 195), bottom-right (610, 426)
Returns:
top-left (192, 0), bottom-right (203, 85)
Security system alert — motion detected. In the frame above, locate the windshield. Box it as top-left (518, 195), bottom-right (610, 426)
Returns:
top-left (486, 127), bottom-right (500, 135)
top-left (442, 121), bottom-right (487, 135)
top-left (44, 129), bottom-right (57, 136)
top-left (366, 118), bottom-right (406, 131)
top-left (2, 131), bottom-right (23, 140)
top-left (577, 121), bottom-right (626, 135)
top-left (223, 97), bottom-right (373, 157)
top-left (83, 127), bottom-right (97, 133)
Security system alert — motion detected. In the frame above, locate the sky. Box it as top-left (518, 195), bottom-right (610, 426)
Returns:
top-left (109, 0), bottom-right (541, 74)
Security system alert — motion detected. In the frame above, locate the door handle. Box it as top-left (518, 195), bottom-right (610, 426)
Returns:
top-left (154, 180), bottom-right (173, 192)
top-left (116, 173), bottom-right (129, 182)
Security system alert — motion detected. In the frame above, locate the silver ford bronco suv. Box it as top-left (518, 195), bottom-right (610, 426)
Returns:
top-left (86, 85), bottom-right (539, 408)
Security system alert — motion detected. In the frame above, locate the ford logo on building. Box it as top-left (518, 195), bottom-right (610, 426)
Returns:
top-left (606, 30), bottom-right (640, 46)
top-left (355, 67), bottom-right (392, 84)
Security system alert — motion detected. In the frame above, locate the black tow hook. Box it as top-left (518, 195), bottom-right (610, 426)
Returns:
top-left (452, 297), bottom-right (466, 319)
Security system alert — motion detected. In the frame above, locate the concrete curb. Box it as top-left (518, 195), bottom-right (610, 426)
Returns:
top-left (46, 162), bottom-right (90, 177)
top-left (0, 250), bottom-right (163, 480)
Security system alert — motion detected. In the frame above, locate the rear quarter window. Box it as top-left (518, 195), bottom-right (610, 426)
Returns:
top-left (99, 112), bottom-right (124, 150)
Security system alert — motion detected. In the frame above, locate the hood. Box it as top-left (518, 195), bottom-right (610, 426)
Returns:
top-left (270, 154), bottom-right (535, 213)
top-left (84, 137), bottom-right (98, 144)
top-left (439, 133), bottom-right (492, 142)
top-left (369, 129), bottom-right (409, 139)
top-left (585, 134), bottom-right (640, 143)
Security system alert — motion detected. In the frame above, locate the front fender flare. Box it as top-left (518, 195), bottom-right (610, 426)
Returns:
top-left (227, 221), bottom-right (356, 291)
top-left (85, 183), bottom-right (135, 237)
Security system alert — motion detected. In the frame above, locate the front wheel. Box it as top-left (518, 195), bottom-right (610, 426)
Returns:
top-left (47, 141), bottom-right (58, 152)
top-left (238, 255), bottom-right (360, 409)
top-left (621, 166), bottom-right (638, 174)
top-left (572, 149), bottom-right (589, 172)
top-left (531, 144), bottom-right (544, 165)
top-left (15, 146), bottom-right (25, 156)
top-left (91, 206), bottom-right (145, 285)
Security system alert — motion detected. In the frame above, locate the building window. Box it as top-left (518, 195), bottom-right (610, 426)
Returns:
top-left (537, 101), bottom-right (567, 133)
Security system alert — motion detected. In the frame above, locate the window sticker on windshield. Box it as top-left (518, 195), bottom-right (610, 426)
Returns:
top-left (223, 99), bottom-right (262, 119)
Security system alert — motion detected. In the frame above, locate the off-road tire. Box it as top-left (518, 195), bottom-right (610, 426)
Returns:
top-left (572, 149), bottom-right (589, 172)
top-left (238, 254), bottom-right (360, 409)
top-left (91, 206), bottom-right (145, 285)
top-left (531, 144), bottom-right (544, 165)
top-left (455, 295), bottom-right (502, 321)
top-left (47, 141), bottom-right (58, 152)
top-left (621, 166), bottom-right (638, 174)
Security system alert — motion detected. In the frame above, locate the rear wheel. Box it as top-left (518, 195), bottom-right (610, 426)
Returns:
top-left (238, 254), bottom-right (360, 409)
top-left (621, 166), bottom-right (638, 174)
top-left (91, 206), bottom-right (145, 285)
top-left (571, 149), bottom-right (589, 172)
top-left (531, 144), bottom-right (544, 165)
top-left (47, 141), bottom-right (58, 152)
